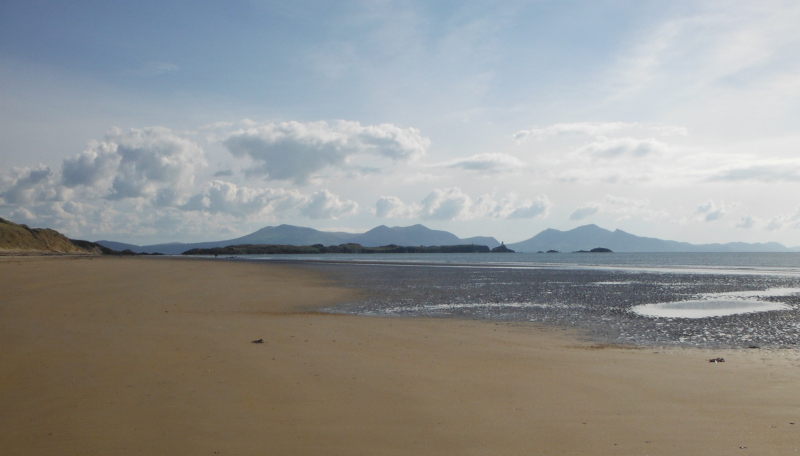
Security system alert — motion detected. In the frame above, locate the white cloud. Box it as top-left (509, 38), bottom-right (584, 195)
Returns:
top-left (0, 165), bottom-right (61, 205)
top-left (299, 189), bottom-right (359, 219)
top-left (565, 195), bottom-right (669, 222)
top-left (224, 120), bottom-right (430, 183)
top-left (376, 188), bottom-right (551, 221)
top-left (418, 188), bottom-right (472, 220)
top-left (504, 196), bottom-right (551, 219)
top-left (182, 181), bottom-right (357, 220)
top-left (434, 152), bottom-right (526, 174)
top-left (709, 163), bottom-right (800, 182)
top-left (374, 195), bottom-right (420, 218)
top-left (604, 3), bottom-right (800, 112)
top-left (60, 127), bottom-right (207, 206)
top-left (736, 215), bottom-right (758, 229)
top-left (181, 180), bottom-right (307, 218)
top-left (693, 200), bottom-right (727, 222)
top-left (765, 208), bottom-right (800, 231)
top-left (1, 128), bottom-right (213, 240)
top-left (514, 122), bottom-right (635, 142)
top-left (513, 121), bottom-right (693, 186)
top-left (61, 141), bottom-right (120, 188)
top-left (106, 127), bottom-right (206, 205)
top-left (604, 195), bottom-right (648, 212)
top-left (576, 137), bottom-right (669, 159)
top-left (569, 203), bottom-right (601, 221)
top-left (514, 122), bottom-right (688, 142)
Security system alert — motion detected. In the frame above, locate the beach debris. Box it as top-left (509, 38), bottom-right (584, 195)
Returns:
top-left (251, 339), bottom-right (264, 344)
top-left (708, 357), bottom-right (725, 363)
top-left (748, 345), bottom-right (760, 349)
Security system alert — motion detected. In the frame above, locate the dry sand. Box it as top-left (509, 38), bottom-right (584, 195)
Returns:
top-left (1, 256), bottom-right (799, 455)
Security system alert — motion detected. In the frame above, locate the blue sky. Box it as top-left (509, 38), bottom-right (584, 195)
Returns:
top-left (3, 0), bottom-right (800, 245)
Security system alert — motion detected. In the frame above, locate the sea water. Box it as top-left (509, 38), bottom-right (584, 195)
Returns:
top-left (231, 252), bottom-right (800, 348)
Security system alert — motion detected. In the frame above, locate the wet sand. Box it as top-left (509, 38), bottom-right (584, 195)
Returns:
top-left (1, 256), bottom-right (799, 455)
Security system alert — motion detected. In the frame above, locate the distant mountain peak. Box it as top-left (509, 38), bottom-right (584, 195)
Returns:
top-left (95, 223), bottom-right (501, 253)
top-left (508, 224), bottom-right (789, 253)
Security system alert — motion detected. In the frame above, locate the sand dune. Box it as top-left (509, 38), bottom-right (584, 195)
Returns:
top-left (1, 256), bottom-right (799, 455)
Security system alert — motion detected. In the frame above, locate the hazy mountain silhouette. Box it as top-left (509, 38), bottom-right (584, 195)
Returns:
top-left (507, 224), bottom-right (793, 253)
top-left (96, 223), bottom-right (799, 254)
top-left (96, 224), bottom-right (501, 254)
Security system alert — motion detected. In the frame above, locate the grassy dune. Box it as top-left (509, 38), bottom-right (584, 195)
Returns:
top-left (0, 217), bottom-right (105, 254)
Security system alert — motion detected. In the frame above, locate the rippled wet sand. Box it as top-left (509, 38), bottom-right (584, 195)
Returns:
top-left (302, 262), bottom-right (800, 349)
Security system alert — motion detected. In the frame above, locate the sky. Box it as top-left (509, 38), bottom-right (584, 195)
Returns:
top-left (2, 0), bottom-right (800, 246)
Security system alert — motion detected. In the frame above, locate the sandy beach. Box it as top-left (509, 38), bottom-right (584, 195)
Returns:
top-left (1, 256), bottom-right (799, 455)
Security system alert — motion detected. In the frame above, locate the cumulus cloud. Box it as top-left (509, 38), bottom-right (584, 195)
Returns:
top-left (2, 197), bottom-right (125, 239)
top-left (576, 137), bottom-right (669, 158)
top-left (60, 127), bottom-right (207, 206)
top-left (0, 123), bottom-right (378, 240)
top-left (504, 196), bottom-right (551, 219)
top-left (182, 181), bottom-right (357, 220)
top-left (299, 189), bottom-right (359, 219)
top-left (736, 215), bottom-right (758, 229)
top-left (375, 188), bottom-right (551, 221)
top-left (374, 196), bottom-right (420, 218)
top-left (419, 188), bottom-right (473, 220)
top-left (765, 208), bottom-right (800, 231)
top-left (106, 127), bottom-right (206, 205)
top-left (0, 165), bottom-right (60, 205)
top-left (181, 180), bottom-right (307, 218)
top-left (0, 127), bottom-right (214, 241)
top-left (569, 203), bottom-right (601, 221)
top-left (223, 120), bottom-right (430, 183)
top-left (61, 142), bottom-right (120, 188)
top-left (693, 200), bottom-right (726, 222)
top-left (434, 152), bottom-right (526, 174)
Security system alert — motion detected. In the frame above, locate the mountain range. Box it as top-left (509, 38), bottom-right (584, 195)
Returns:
top-left (96, 223), bottom-right (800, 254)
top-left (97, 224), bottom-right (502, 255)
top-left (506, 224), bottom-right (799, 253)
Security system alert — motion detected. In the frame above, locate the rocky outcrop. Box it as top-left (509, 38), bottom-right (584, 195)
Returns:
top-left (491, 242), bottom-right (515, 253)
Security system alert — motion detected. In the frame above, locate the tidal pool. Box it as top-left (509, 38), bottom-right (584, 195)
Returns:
top-left (632, 287), bottom-right (800, 318)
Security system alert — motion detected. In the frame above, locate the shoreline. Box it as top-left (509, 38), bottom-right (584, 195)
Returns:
top-left (2, 256), bottom-right (799, 455)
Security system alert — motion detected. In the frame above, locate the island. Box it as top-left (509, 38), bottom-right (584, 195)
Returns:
top-left (574, 247), bottom-right (613, 253)
top-left (491, 242), bottom-right (515, 253)
top-left (182, 243), bottom-right (493, 255)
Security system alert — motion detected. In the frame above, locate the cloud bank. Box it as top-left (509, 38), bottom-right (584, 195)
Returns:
top-left (224, 120), bottom-right (430, 183)
top-left (375, 188), bottom-right (551, 221)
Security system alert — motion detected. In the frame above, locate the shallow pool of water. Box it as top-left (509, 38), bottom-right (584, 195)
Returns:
top-left (632, 299), bottom-right (791, 318)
